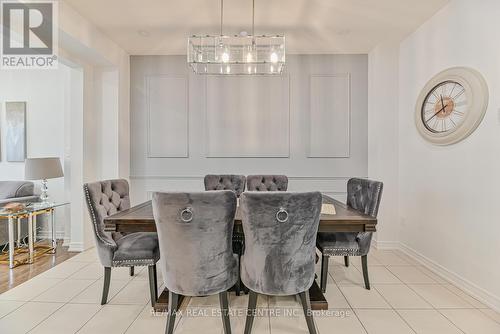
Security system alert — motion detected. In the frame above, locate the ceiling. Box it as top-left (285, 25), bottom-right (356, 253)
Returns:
top-left (63, 0), bottom-right (449, 55)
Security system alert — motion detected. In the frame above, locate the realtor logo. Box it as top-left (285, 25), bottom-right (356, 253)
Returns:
top-left (1, 0), bottom-right (58, 69)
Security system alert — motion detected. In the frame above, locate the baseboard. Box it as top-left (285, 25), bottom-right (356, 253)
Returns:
top-left (372, 239), bottom-right (400, 250)
top-left (399, 242), bottom-right (500, 312)
top-left (68, 242), bottom-right (84, 252)
top-left (62, 237), bottom-right (71, 247)
top-left (36, 230), bottom-right (65, 239)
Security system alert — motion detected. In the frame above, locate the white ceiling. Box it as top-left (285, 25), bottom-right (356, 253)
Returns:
top-left (63, 0), bottom-right (449, 55)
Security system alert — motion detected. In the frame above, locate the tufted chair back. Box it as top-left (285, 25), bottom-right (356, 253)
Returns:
top-left (83, 179), bottom-right (131, 266)
top-left (240, 191), bottom-right (322, 295)
top-left (204, 174), bottom-right (246, 197)
top-left (346, 178), bottom-right (383, 218)
top-left (246, 175), bottom-right (288, 192)
top-left (152, 191), bottom-right (238, 296)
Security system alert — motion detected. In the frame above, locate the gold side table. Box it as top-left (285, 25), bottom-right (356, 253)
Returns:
top-left (0, 202), bottom-right (68, 269)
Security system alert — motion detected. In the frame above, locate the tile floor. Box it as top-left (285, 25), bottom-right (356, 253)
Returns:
top-left (0, 247), bottom-right (499, 333)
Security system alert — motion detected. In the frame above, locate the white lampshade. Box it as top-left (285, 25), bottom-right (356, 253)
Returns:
top-left (25, 157), bottom-right (63, 180)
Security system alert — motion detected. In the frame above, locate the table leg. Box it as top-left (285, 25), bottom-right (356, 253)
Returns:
top-left (51, 209), bottom-right (56, 252)
top-left (33, 215), bottom-right (37, 243)
top-left (154, 288), bottom-right (184, 312)
top-left (8, 217), bottom-right (15, 269)
top-left (28, 214), bottom-right (34, 264)
top-left (151, 285), bottom-right (328, 311)
top-left (309, 280), bottom-right (328, 310)
top-left (16, 218), bottom-right (21, 246)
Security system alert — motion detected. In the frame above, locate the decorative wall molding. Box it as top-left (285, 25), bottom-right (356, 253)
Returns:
top-left (146, 74), bottom-right (189, 158)
top-left (129, 175), bottom-right (363, 180)
top-left (130, 55), bottom-right (368, 203)
top-left (308, 73), bottom-right (351, 158)
top-left (204, 74), bottom-right (291, 158)
top-left (129, 175), bottom-right (365, 205)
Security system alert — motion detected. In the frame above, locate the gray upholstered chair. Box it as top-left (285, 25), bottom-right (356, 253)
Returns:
top-left (246, 175), bottom-right (288, 191)
top-left (316, 178), bottom-right (383, 292)
top-left (152, 191), bottom-right (238, 334)
top-left (240, 191), bottom-right (322, 334)
top-left (83, 179), bottom-right (159, 306)
top-left (204, 174), bottom-right (246, 295)
top-left (204, 174), bottom-right (246, 197)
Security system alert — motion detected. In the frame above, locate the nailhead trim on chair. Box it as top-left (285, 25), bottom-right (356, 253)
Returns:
top-left (83, 184), bottom-right (116, 249)
top-left (113, 259), bottom-right (157, 266)
top-left (320, 248), bottom-right (362, 256)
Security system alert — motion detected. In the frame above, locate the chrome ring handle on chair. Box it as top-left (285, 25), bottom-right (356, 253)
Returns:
top-left (276, 208), bottom-right (289, 223)
top-left (180, 207), bottom-right (194, 223)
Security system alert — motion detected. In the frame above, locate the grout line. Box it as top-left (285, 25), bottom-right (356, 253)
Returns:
top-left (331, 264), bottom-right (369, 334)
top-left (0, 300), bottom-right (28, 320)
top-left (25, 302), bottom-right (66, 333)
top-left (381, 255), bottom-right (470, 334)
top-left (123, 302), bottom-right (148, 334)
top-left (334, 250), bottom-right (472, 333)
top-left (4, 248), bottom-right (499, 333)
top-left (371, 282), bottom-right (418, 334)
top-left (434, 309), bottom-right (468, 334)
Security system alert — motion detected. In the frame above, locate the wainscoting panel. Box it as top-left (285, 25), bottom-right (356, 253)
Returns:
top-left (309, 74), bottom-right (350, 157)
top-left (130, 55), bottom-right (368, 201)
top-left (205, 75), bottom-right (290, 157)
top-left (147, 75), bottom-right (188, 157)
top-left (129, 175), bottom-right (354, 204)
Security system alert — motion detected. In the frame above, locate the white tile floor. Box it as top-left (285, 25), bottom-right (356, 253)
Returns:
top-left (0, 247), bottom-right (499, 333)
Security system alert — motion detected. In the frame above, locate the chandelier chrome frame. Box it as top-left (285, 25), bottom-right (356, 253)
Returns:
top-left (187, 0), bottom-right (286, 75)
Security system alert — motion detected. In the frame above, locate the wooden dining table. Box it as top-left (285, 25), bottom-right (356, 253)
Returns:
top-left (104, 195), bottom-right (377, 311)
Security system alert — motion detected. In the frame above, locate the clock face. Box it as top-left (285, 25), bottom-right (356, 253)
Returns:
top-left (421, 81), bottom-right (467, 133)
top-left (415, 67), bottom-right (488, 145)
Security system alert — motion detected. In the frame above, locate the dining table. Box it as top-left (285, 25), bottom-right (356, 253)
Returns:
top-left (104, 194), bottom-right (377, 311)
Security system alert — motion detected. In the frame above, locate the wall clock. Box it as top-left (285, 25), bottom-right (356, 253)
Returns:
top-left (415, 67), bottom-right (488, 145)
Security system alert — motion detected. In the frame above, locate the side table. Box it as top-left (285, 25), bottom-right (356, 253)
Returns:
top-left (0, 202), bottom-right (68, 268)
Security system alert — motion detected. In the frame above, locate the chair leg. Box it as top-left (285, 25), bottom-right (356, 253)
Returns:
top-left (344, 256), bottom-right (349, 267)
top-left (320, 255), bottom-right (329, 293)
top-left (244, 290), bottom-right (258, 334)
top-left (101, 267), bottom-right (111, 305)
top-left (165, 291), bottom-right (179, 334)
top-left (361, 255), bottom-right (370, 290)
top-left (219, 291), bottom-right (232, 334)
top-left (235, 248), bottom-right (242, 296)
top-left (298, 290), bottom-right (317, 334)
top-left (148, 264), bottom-right (158, 307)
top-left (129, 266), bottom-right (134, 276)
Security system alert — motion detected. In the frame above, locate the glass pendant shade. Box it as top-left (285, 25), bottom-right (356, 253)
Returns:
top-left (188, 35), bottom-right (285, 75)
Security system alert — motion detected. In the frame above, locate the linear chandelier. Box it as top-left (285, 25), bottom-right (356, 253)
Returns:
top-left (187, 0), bottom-right (285, 75)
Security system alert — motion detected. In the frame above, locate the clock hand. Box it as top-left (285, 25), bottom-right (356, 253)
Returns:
top-left (426, 102), bottom-right (448, 123)
top-left (440, 95), bottom-right (446, 113)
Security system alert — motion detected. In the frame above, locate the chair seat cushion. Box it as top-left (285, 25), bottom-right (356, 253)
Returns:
top-left (112, 232), bottom-right (160, 266)
top-left (317, 232), bottom-right (363, 256)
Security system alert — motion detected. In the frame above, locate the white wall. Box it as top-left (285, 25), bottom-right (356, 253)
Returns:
top-left (399, 0), bottom-right (500, 309)
top-left (56, 2), bottom-right (130, 251)
top-left (369, 0), bottom-right (500, 310)
top-left (368, 40), bottom-right (400, 246)
top-left (0, 65), bottom-right (71, 237)
top-left (130, 55), bottom-right (368, 202)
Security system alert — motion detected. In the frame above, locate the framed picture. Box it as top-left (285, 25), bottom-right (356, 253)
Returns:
top-left (5, 102), bottom-right (27, 162)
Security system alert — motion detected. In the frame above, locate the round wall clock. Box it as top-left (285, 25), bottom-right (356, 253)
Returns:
top-left (415, 67), bottom-right (488, 145)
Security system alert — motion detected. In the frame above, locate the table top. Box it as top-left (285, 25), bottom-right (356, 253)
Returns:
top-left (0, 202), bottom-right (69, 218)
top-left (104, 195), bottom-right (377, 233)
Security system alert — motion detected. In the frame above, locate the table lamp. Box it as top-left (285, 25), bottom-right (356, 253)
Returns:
top-left (25, 157), bottom-right (64, 203)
